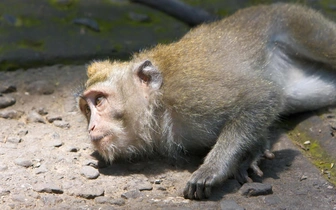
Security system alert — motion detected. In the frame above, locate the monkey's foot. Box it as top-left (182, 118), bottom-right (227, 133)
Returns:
top-left (235, 149), bottom-right (275, 184)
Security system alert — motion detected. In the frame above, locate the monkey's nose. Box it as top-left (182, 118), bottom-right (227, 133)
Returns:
top-left (89, 125), bottom-right (95, 132)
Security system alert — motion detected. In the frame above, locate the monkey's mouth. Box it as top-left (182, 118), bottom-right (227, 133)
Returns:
top-left (89, 135), bottom-right (106, 142)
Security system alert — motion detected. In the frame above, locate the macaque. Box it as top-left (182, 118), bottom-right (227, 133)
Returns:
top-left (78, 3), bottom-right (336, 200)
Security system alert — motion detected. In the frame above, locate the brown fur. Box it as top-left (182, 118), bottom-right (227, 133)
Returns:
top-left (79, 3), bottom-right (336, 200)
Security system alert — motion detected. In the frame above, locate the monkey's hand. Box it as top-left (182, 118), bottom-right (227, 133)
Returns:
top-left (183, 163), bottom-right (224, 200)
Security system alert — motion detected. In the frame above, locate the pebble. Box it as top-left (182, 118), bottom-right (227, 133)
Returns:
top-left (14, 158), bottom-right (32, 168)
top-left (0, 95), bottom-right (16, 108)
top-left (35, 164), bottom-right (48, 174)
top-left (49, 139), bottom-right (63, 147)
top-left (11, 194), bottom-right (26, 202)
top-left (0, 109), bottom-right (24, 119)
top-left (128, 12), bottom-right (151, 22)
top-left (110, 198), bottom-right (126, 206)
top-left (220, 200), bottom-right (245, 210)
top-left (3, 14), bottom-right (17, 25)
top-left (65, 146), bottom-right (79, 152)
top-left (0, 189), bottom-right (10, 197)
top-left (121, 190), bottom-right (141, 199)
top-left (46, 115), bottom-right (62, 123)
top-left (27, 110), bottom-right (46, 124)
top-left (81, 166), bottom-right (100, 179)
top-left (36, 107), bottom-right (48, 116)
top-left (239, 182), bottom-right (273, 197)
top-left (157, 186), bottom-right (166, 191)
top-left (17, 129), bottom-right (28, 136)
top-left (33, 183), bottom-right (64, 194)
top-left (7, 136), bottom-right (22, 144)
top-left (154, 179), bottom-right (162, 184)
top-left (138, 181), bottom-right (153, 191)
top-left (53, 120), bottom-right (70, 129)
top-left (82, 159), bottom-right (99, 168)
top-left (94, 196), bottom-right (125, 206)
top-left (0, 163), bottom-right (8, 171)
top-left (94, 196), bottom-right (109, 204)
top-left (75, 187), bottom-right (104, 199)
top-left (72, 18), bottom-right (100, 32)
top-left (0, 85), bottom-right (17, 93)
top-left (263, 195), bottom-right (281, 205)
top-left (25, 80), bottom-right (55, 95)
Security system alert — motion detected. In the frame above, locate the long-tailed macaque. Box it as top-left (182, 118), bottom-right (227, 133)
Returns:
top-left (78, 4), bottom-right (336, 200)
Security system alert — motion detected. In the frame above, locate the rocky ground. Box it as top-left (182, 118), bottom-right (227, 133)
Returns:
top-left (0, 65), bottom-right (335, 209)
top-left (1, 0), bottom-right (336, 209)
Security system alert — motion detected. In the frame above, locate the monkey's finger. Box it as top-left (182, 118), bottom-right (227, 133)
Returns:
top-left (195, 180), bottom-right (205, 200)
top-left (183, 182), bottom-right (196, 199)
top-left (250, 162), bottom-right (263, 177)
top-left (204, 182), bottom-right (212, 198)
top-left (264, 149), bottom-right (275, 159)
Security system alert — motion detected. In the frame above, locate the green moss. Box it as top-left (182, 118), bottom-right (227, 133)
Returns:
top-left (48, 0), bottom-right (78, 10)
top-left (287, 128), bottom-right (336, 185)
top-left (17, 40), bottom-right (45, 51)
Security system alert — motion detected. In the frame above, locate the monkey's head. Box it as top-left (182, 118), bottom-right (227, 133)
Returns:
top-left (78, 59), bottom-right (163, 162)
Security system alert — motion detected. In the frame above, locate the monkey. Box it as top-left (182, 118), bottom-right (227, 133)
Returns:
top-left (78, 3), bottom-right (336, 200)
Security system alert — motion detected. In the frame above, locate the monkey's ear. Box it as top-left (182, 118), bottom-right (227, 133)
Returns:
top-left (135, 60), bottom-right (163, 90)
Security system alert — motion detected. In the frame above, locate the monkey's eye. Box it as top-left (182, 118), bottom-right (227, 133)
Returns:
top-left (95, 95), bottom-right (105, 107)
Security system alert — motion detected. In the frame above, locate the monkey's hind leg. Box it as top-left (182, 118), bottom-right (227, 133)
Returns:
top-left (234, 148), bottom-right (274, 184)
top-left (276, 5), bottom-right (336, 67)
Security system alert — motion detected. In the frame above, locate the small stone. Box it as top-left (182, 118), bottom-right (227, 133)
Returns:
top-left (154, 179), bottom-right (162, 184)
top-left (0, 188), bottom-right (10, 196)
top-left (157, 186), bottom-right (166, 191)
top-left (81, 166), bottom-right (100, 179)
top-left (27, 110), bottom-right (46, 124)
top-left (0, 109), bottom-right (23, 119)
top-left (239, 182), bottom-right (273, 197)
top-left (95, 196), bottom-right (125, 206)
top-left (262, 195), bottom-right (281, 205)
top-left (300, 174), bottom-right (308, 181)
top-left (0, 164), bottom-right (8, 171)
top-left (46, 115), bottom-right (62, 123)
top-left (220, 200), bottom-right (245, 210)
top-left (128, 12), bottom-right (151, 22)
top-left (0, 96), bottom-right (16, 108)
top-left (0, 85), bottom-right (16, 93)
top-left (82, 159), bottom-right (99, 168)
top-left (72, 18), bottom-right (100, 32)
top-left (138, 181), bottom-right (153, 191)
top-left (36, 107), bottom-right (48, 116)
top-left (11, 194), bottom-right (26, 202)
top-left (33, 183), bottom-right (63, 194)
top-left (14, 158), bottom-right (32, 168)
top-left (66, 146), bottom-right (79, 152)
top-left (121, 190), bottom-right (141, 199)
top-left (35, 164), bottom-right (48, 174)
top-left (49, 139), bottom-right (63, 147)
top-left (52, 132), bottom-right (60, 139)
top-left (110, 198), bottom-right (126, 206)
top-left (94, 196), bottom-right (109, 204)
top-left (3, 14), bottom-right (17, 25)
top-left (53, 120), bottom-right (70, 129)
top-left (17, 129), bottom-right (28, 136)
top-left (26, 80), bottom-right (55, 95)
top-left (7, 136), bottom-right (22, 144)
top-left (75, 187), bottom-right (104, 199)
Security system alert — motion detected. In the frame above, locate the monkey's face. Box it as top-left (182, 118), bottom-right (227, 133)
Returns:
top-left (79, 83), bottom-right (132, 162)
top-left (79, 59), bottom-right (163, 162)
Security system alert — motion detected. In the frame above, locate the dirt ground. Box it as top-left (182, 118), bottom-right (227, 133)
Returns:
top-left (0, 65), bottom-right (335, 210)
